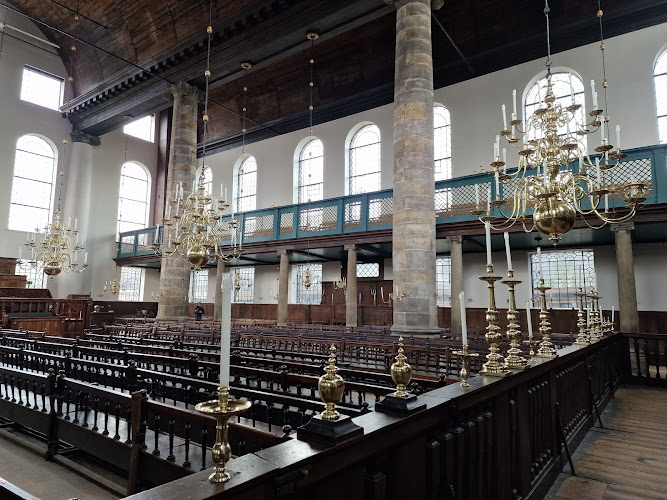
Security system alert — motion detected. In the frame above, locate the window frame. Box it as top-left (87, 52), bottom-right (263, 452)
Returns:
top-left (529, 249), bottom-right (596, 309)
top-left (232, 266), bottom-right (255, 303)
top-left (434, 104), bottom-right (452, 182)
top-left (117, 161), bottom-right (150, 239)
top-left (118, 267), bottom-right (143, 302)
top-left (348, 124), bottom-right (381, 195)
top-left (655, 50), bottom-right (667, 144)
top-left (189, 269), bottom-right (209, 303)
top-left (436, 257), bottom-right (452, 307)
top-left (237, 155), bottom-right (257, 213)
top-left (298, 138), bottom-right (324, 204)
top-left (20, 66), bottom-right (64, 111)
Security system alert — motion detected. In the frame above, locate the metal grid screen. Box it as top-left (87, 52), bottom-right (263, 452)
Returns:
top-left (120, 234), bottom-right (136, 255)
top-left (368, 198), bottom-right (392, 226)
top-left (344, 201), bottom-right (361, 228)
top-left (16, 259), bottom-right (45, 289)
top-left (299, 206), bottom-right (337, 232)
top-left (280, 212), bottom-right (294, 235)
top-left (437, 182), bottom-right (491, 217)
top-left (357, 263), bottom-right (380, 278)
top-left (604, 158), bottom-right (653, 199)
top-left (245, 214), bottom-right (273, 238)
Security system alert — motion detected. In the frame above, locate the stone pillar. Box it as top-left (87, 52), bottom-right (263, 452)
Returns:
top-left (213, 260), bottom-right (225, 320)
top-left (157, 82), bottom-right (199, 320)
top-left (387, 0), bottom-right (441, 335)
top-left (345, 245), bottom-right (358, 328)
top-left (277, 250), bottom-right (290, 326)
top-left (611, 222), bottom-right (639, 332)
top-left (448, 236), bottom-right (463, 336)
top-left (56, 131), bottom-right (100, 298)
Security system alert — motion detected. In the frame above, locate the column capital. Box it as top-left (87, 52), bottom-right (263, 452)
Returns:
top-left (611, 222), bottom-right (635, 233)
top-left (277, 249), bottom-right (291, 257)
top-left (70, 130), bottom-right (101, 146)
top-left (384, 0), bottom-right (444, 10)
top-left (445, 235), bottom-right (463, 245)
top-left (344, 244), bottom-right (357, 252)
top-left (164, 82), bottom-right (202, 105)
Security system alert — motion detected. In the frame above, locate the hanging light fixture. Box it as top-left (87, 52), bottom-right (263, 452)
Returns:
top-left (154, 6), bottom-right (242, 269)
top-left (474, 0), bottom-right (644, 245)
top-left (22, 10), bottom-right (88, 277)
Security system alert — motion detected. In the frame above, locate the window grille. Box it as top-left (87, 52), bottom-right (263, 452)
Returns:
top-left (237, 156), bottom-right (257, 212)
top-left (349, 124), bottom-right (381, 194)
top-left (119, 267), bottom-right (143, 301)
top-left (189, 269), bottom-right (208, 303)
top-left (298, 139), bottom-right (324, 203)
top-left (530, 249), bottom-right (596, 308)
top-left (232, 267), bottom-right (255, 303)
top-left (295, 264), bottom-right (322, 304)
top-left (436, 257), bottom-right (451, 307)
top-left (434, 105), bottom-right (452, 182)
top-left (117, 162), bottom-right (149, 238)
top-left (356, 263), bottom-right (380, 278)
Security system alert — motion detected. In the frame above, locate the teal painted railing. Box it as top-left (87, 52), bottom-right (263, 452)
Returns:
top-left (117, 144), bottom-right (666, 259)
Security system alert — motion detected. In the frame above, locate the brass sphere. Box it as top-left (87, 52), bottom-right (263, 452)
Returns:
top-left (187, 245), bottom-right (208, 268)
top-left (533, 198), bottom-right (576, 237)
top-left (390, 359), bottom-right (412, 389)
top-left (44, 261), bottom-right (62, 276)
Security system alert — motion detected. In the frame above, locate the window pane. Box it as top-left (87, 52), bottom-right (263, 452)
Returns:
top-left (654, 74), bottom-right (667, 116)
top-left (356, 263), bottom-right (379, 278)
top-left (117, 220), bottom-right (145, 234)
top-left (9, 204), bottom-right (50, 232)
top-left (232, 267), bottom-right (255, 303)
top-left (238, 156), bottom-right (257, 212)
top-left (20, 66), bottom-right (63, 111)
top-left (119, 267), bottom-right (143, 301)
top-left (189, 270), bottom-right (208, 302)
top-left (118, 198), bottom-right (148, 224)
top-left (434, 105), bottom-right (452, 182)
top-left (295, 264), bottom-right (322, 304)
top-left (16, 259), bottom-right (45, 289)
top-left (436, 257), bottom-right (451, 306)
top-left (11, 177), bottom-right (52, 209)
top-left (120, 176), bottom-right (148, 202)
top-left (530, 250), bottom-right (595, 308)
top-left (117, 162), bottom-right (149, 238)
top-left (123, 116), bottom-right (154, 142)
top-left (299, 139), bottom-right (324, 203)
top-left (349, 124), bottom-right (381, 195)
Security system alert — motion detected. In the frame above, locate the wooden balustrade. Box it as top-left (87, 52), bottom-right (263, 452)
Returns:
top-left (624, 333), bottom-right (667, 387)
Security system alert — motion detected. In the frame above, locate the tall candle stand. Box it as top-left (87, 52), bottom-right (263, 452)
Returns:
top-left (452, 344), bottom-right (480, 388)
top-left (535, 279), bottom-right (557, 358)
top-left (574, 288), bottom-right (590, 346)
top-left (479, 264), bottom-right (510, 376)
top-left (589, 291), bottom-right (603, 342)
top-left (195, 387), bottom-right (251, 483)
top-left (502, 270), bottom-right (527, 369)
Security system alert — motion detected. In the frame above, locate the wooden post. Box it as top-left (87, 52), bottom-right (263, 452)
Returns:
top-left (127, 389), bottom-right (148, 495)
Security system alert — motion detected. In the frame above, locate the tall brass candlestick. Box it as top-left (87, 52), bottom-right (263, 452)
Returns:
top-left (574, 288), bottom-right (590, 346)
top-left (535, 278), bottom-right (557, 358)
top-left (589, 291), bottom-right (603, 342)
top-left (452, 344), bottom-right (480, 388)
top-left (479, 264), bottom-right (510, 376)
top-left (502, 270), bottom-right (527, 369)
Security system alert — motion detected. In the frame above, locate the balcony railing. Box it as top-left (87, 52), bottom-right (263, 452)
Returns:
top-left (118, 144), bottom-right (666, 259)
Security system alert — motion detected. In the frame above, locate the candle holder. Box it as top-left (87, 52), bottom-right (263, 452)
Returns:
top-left (535, 279), bottom-right (557, 358)
top-left (574, 288), bottom-right (590, 346)
top-left (502, 270), bottom-right (527, 370)
top-left (194, 387), bottom-right (251, 483)
top-left (523, 336), bottom-right (537, 359)
top-left (479, 264), bottom-right (510, 376)
top-left (589, 291), bottom-right (603, 342)
top-left (376, 337), bottom-right (426, 414)
top-left (452, 344), bottom-right (480, 388)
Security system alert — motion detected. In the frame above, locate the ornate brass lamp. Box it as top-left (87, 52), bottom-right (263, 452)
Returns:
top-left (574, 288), bottom-right (590, 346)
top-left (588, 290), bottom-right (604, 342)
top-left (479, 264), bottom-right (510, 376)
top-left (535, 279), bottom-right (557, 357)
top-left (452, 344), bottom-right (480, 388)
top-left (376, 337), bottom-right (426, 413)
top-left (503, 270), bottom-right (527, 369)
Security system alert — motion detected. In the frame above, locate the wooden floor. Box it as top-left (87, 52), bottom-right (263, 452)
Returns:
top-left (546, 385), bottom-right (667, 500)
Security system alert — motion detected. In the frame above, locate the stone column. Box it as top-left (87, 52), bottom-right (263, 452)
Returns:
top-left (277, 250), bottom-right (290, 326)
top-left (157, 82), bottom-right (199, 320)
top-left (345, 245), bottom-right (358, 328)
top-left (448, 236), bottom-right (463, 336)
top-left (387, 0), bottom-right (441, 335)
top-left (611, 222), bottom-right (639, 332)
top-left (213, 260), bottom-right (225, 320)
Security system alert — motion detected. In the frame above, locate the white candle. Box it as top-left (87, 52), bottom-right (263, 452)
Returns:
top-left (526, 300), bottom-right (533, 339)
top-left (537, 246), bottom-right (543, 278)
top-left (595, 158), bottom-right (602, 186)
top-left (495, 171), bottom-right (500, 197)
top-left (154, 226), bottom-right (159, 239)
top-left (166, 205), bottom-right (171, 220)
top-left (503, 232), bottom-right (513, 271)
top-left (220, 274), bottom-right (232, 387)
top-left (615, 124), bottom-right (621, 151)
top-left (84, 252), bottom-right (88, 264)
top-left (67, 217), bottom-right (71, 227)
top-left (494, 141), bottom-right (498, 160)
top-left (569, 73), bottom-right (575, 104)
top-left (225, 188), bottom-right (228, 201)
top-left (502, 148), bottom-right (507, 165)
top-left (502, 104), bottom-right (507, 129)
top-left (578, 156), bottom-right (583, 174)
top-left (460, 291), bottom-right (468, 345)
top-left (586, 307), bottom-right (591, 327)
top-left (496, 135), bottom-right (500, 158)
top-left (220, 183), bottom-right (224, 198)
top-left (475, 184), bottom-right (480, 206)
top-left (590, 80), bottom-right (598, 108)
top-left (611, 306), bottom-right (614, 325)
top-left (74, 218), bottom-right (78, 230)
top-left (487, 187), bottom-right (491, 213)
top-left (512, 89), bottom-right (517, 117)
top-left (26, 232), bottom-right (29, 243)
top-left (485, 220), bottom-right (492, 267)
top-left (600, 121), bottom-right (605, 145)
top-left (604, 193), bottom-right (609, 212)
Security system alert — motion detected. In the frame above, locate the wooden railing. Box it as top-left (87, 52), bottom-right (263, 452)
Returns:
top-left (624, 333), bottom-right (667, 387)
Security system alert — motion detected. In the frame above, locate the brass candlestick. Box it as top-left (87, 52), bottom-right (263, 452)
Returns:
top-left (390, 337), bottom-right (412, 398)
top-left (479, 264), bottom-right (510, 376)
top-left (535, 278), bottom-right (557, 358)
top-left (319, 345), bottom-right (345, 421)
top-left (502, 270), bottom-right (527, 369)
top-left (195, 387), bottom-right (251, 483)
top-left (452, 344), bottom-right (480, 388)
top-left (574, 288), bottom-right (590, 346)
top-left (524, 336), bottom-right (537, 359)
top-left (589, 291), bottom-right (603, 342)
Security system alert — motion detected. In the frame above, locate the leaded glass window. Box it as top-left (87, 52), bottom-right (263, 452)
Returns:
top-left (434, 105), bottom-right (452, 182)
top-left (298, 139), bottom-right (324, 203)
top-left (349, 124), bottom-right (381, 195)
top-left (436, 257), bottom-right (451, 307)
top-left (15, 259), bottom-right (45, 289)
top-left (356, 263), bottom-right (380, 278)
top-left (123, 115), bottom-right (155, 142)
top-left (295, 264), bottom-right (322, 304)
top-left (237, 155), bottom-right (257, 213)
top-left (20, 66), bottom-right (63, 111)
top-left (189, 269), bottom-right (208, 303)
top-left (9, 135), bottom-right (56, 232)
top-left (232, 267), bottom-right (255, 303)
top-left (117, 162), bottom-right (150, 238)
top-left (655, 50), bottom-right (667, 144)
top-left (530, 249), bottom-right (596, 308)
top-left (119, 267), bottom-right (143, 301)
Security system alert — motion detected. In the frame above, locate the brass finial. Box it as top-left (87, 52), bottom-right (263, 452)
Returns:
top-left (318, 344), bottom-right (345, 421)
top-left (241, 62), bottom-right (252, 70)
top-left (306, 32), bottom-right (319, 40)
top-left (390, 337), bottom-right (412, 398)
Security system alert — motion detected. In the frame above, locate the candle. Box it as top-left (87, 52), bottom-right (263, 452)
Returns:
top-left (604, 193), bottom-right (609, 212)
top-left (220, 274), bottom-right (232, 387)
top-left (569, 73), bottom-right (575, 104)
top-left (502, 104), bottom-right (507, 129)
top-left (166, 205), bottom-right (171, 220)
top-left (485, 220), bottom-right (492, 266)
top-left (586, 307), bottom-right (591, 327)
top-left (590, 80), bottom-right (598, 108)
top-left (600, 120), bottom-right (605, 145)
top-left (615, 124), bottom-right (621, 151)
top-left (578, 155), bottom-right (583, 174)
top-left (512, 89), bottom-right (517, 117)
top-left (475, 184), bottom-right (480, 206)
top-left (595, 158), bottom-right (602, 186)
top-left (502, 148), bottom-right (507, 166)
top-left (494, 141), bottom-right (498, 160)
top-left (154, 226), bottom-right (159, 239)
top-left (537, 246), bottom-right (543, 279)
top-left (496, 135), bottom-right (500, 158)
top-left (495, 171), bottom-right (500, 197)
top-left (74, 218), bottom-right (78, 230)
top-left (220, 183), bottom-right (224, 198)
top-left (611, 306), bottom-right (614, 325)
top-left (526, 300), bottom-right (533, 339)
top-left (67, 217), bottom-right (71, 227)
top-left (84, 252), bottom-right (88, 264)
top-left (459, 291), bottom-right (468, 345)
top-left (487, 187), bottom-right (491, 213)
top-left (26, 232), bottom-right (29, 243)
top-left (18, 247), bottom-right (22, 260)
top-left (225, 188), bottom-right (228, 201)
top-left (503, 232), bottom-right (512, 271)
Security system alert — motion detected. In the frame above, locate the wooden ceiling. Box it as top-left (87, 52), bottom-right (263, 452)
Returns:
top-left (7, 0), bottom-right (667, 152)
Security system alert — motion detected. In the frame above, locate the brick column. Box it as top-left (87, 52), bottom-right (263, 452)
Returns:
top-left (387, 0), bottom-right (441, 335)
top-left (214, 260), bottom-right (225, 321)
top-left (157, 82), bottom-right (199, 320)
top-left (345, 245), bottom-right (358, 328)
top-left (447, 236), bottom-right (463, 336)
top-left (277, 249), bottom-right (290, 326)
top-left (611, 222), bottom-right (639, 332)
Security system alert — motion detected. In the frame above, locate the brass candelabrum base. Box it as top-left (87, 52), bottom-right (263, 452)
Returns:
top-left (503, 270), bottom-right (528, 370)
top-left (523, 337), bottom-right (537, 360)
top-left (479, 264), bottom-right (511, 376)
top-left (452, 344), bottom-right (480, 388)
top-left (195, 387), bottom-right (252, 483)
top-left (535, 279), bottom-right (557, 358)
top-left (588, 292), bottom-right (604, 343)
top-left (574, 288), bottom-right (590, 346)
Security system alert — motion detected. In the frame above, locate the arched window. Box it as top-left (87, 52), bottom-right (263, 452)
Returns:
top-left (298, 139), bottom-right (324, 203)
top-left (655, 50), bottom-right (667, 143)
top-left (117, 162), bottom-right (150, 237)
top-left (197, 165), bottom-right (213, 195)
top-left (349, 124), bottom-right (381, 195)
top-left (237, 155), bottom-right (257, 212)
top-left (9, 135), bottom-right (56, 232)
top-left (524, 72), bottom-right (585, 145)
top-left (434, 105), bottom-right (452, 181)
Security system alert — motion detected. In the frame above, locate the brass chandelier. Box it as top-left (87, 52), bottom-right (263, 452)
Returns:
top-left (474, 0), bottom-right (645, 245)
